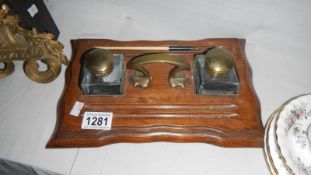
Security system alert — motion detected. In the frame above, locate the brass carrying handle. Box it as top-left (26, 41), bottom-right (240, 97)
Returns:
top-left (127, 53), bottom-right (190, 88)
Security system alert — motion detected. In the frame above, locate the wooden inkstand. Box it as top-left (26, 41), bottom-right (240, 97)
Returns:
top-left (47, 38), bottom-right (264, 148)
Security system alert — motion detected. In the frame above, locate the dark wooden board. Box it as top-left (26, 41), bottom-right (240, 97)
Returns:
top-left (2, 0), bottom-right (60, 39)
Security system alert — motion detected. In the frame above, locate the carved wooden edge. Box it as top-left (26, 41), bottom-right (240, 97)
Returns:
top-left (46, 38), bottom-right (264, 148)
top-left (47, 40), bottom-right (78, 148)
top-left (48, 126), bottom-right (263, 148)
top-left (237, 39), bottom-right (263, 135)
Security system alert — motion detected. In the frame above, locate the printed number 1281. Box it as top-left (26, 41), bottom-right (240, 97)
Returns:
top-left (81, 112), bottom-right (113, 130)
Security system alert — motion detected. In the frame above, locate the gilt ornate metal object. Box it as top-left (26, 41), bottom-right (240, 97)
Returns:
top-left (0, 4), bottom-right (67, 83)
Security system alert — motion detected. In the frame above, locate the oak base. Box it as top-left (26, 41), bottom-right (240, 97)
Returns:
top-left (47, 38), bottom-right (264, 148)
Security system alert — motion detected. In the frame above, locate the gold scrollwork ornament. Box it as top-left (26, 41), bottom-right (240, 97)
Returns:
top-left (0, 4), bottom-right (68, 83)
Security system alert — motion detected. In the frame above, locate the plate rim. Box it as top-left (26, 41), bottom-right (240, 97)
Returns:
top-left (264, 109), bottom-right (283, 175)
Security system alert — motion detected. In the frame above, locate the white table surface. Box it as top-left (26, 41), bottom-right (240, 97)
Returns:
top-left (0, 0), bottom-right (310, 174)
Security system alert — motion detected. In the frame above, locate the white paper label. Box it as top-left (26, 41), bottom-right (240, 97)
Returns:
top-left (27, 4), bottom-right (39, 17)
top-left (69, 101), bottom-right (84, 117)
top-left (81, 112), bottom-right (113, 130)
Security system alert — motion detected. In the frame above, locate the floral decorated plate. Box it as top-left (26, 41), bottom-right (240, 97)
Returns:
top-left (264, 110), bottom-right (291, 175)
top-left (275, 94), bottom-right (311, 175)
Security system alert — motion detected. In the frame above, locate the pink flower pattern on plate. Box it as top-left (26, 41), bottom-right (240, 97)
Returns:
top-left (284, 104), bottom-right (310, 148)
top-left (296, 157), bottom-right (311, 175)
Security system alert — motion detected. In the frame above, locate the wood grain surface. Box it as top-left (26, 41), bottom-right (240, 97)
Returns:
top-left (47, 38), bottom-right (264, 148)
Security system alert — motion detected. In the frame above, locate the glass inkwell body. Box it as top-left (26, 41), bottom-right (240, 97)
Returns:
top-left (80, 49), bottom-right (124, 95)
top-left (194, 47), bottom-right (240, 95)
